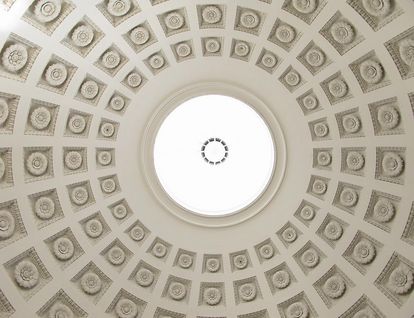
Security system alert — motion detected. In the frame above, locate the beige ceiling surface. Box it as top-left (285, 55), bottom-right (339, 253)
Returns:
top-left (0, 0), bottom-right (414, 317)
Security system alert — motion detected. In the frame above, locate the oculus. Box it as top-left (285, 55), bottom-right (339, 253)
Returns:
top-left (153, 95), bottom-right (275, 216)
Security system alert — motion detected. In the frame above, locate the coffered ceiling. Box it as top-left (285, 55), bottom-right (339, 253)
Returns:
top-left (0, 0), bottom-right (413, 317)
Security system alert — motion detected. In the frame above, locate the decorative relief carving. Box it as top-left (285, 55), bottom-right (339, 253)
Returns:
top-left (297, 89), bottom-right (322, 115)
top-left (375, 253), bottom-right (414, 307)
top-left (129, 260), bottom-right (159, 291)
top-left (265, 262), bottom-right (296, 293)
top-left (95, 44), bottom-right (128, 77)
top-left (0, 33), bottom-right (41, 82)
top-left (277, 292), bottom-right (316, 318)
top-left (147, 237), bottom-right (171, 261)
top-left (64, 152), bottom-right (81, 172)
top-left (313, 148), bottom-right (332, 170)
top-left (307, 175), bottom-right (330, 200)
top-left (99, 175), bottom-right (120, 197)
top-left (308, 118), bottom-right (330, 141)
top-left (96, 148), bottom-right (115, 170)
top-left (98, 118), bottom-right (119, 140)
top-left (2, 43), bottom-right (29, 73)
top-left (23, 147), bottom-right (53, 182)
top-left (256, 48), bottom-right (280, 74)
top-left (268, 19), bottom-right (302, 51)
top-left (344, 231), bottom-right (383, 275)
top-left (0, 148), bottom-right (13, 189)
top-left (0, 1), bottom-right (412, 317)
top-left (339, 294), bottom-right (385, 318)
top-left (61, 16), bottom-right (104, 57)
top-left (313, 265), bottom-right (354, 308)
top-left (364, 190), bottom-right (400, 233)
top-left (175, 250), bottom-right (195, 269)
top-left (67, 180), bottom-right (95, 211)
top-left (282, 0), bottom-right (327, 25)
top-left (230, 250), bottom-right (250, 271)
top-left (70, 186), bottom-right (89, 206)
top-left (153, 307), bottom-right (185, 318)
top-left (171, 40), bottom-right (194, 62)
top-left (319, 11), bottom-right (364, 55)
top-left (4, 247), bottom-right (52, 301)
top-left (277, 222), bottom-right (302, 246)
top-left (28, 189), bottom-right (62, 231)
top-left (25, 100), bottom-right (59, 137)
top-left (125, 219), bottom-right (149, 245)
top-left (80, 211), bottom-right (110, 243)
top-left (255, 238), bottom-right (278, 263)
top-left (107, 199), bottom-right (131, 223)
top-left (341, 147), bottom-right (366, 176)
top-left (0, 200), bottom-right (27, 249)
top-left (162, 276), bottom-right (191, 303)
top-left (347, 0), bottom-right (403, 31)
top-left (385, 26), bottom-right (414, 80)
top-left (349, 50), bottom-right (390, 93)
top-left (0, 92), bottom-right (18, 134)
top-left (401, 202), bottom-right (414, 246)
top-left (63, 147), bottom-right (87, 174)
top-left (106, 0), bottom-right (132, 17)
top-left (71, 261), bottom-right (112, 304)
top-left (352, 240), bottom-right (376, 265)
top-left (64, 109), bottom-right (91, 138)
top-left (368, 97), bottom-right (404, 136)
top-left (158, 8), bottom-right (189, 37)
top-left (199, 282), bottom-right (225, 306)
top-left (0, 288), bottom-right (15, 317)
top-left (23, 0), bottom-right (75, 36)
top-left (44, 227), bottom-right (84, 269)
top-left (203, 254), bottom-right (223, 273)
top-left (234, 6), bottom-right (265, 35)
top-left (38, 55), bottom-right (77, 94)
top-left (231, 39), bottom-right (255, 62)
top-left (233, 277), bottom-right (261, 304)
top-left (100, 239), bottom-right (132, 272)
top-left (106, 289), bottom-right (146, 318)
top-left (97, 0), bottom-right (140, 27)
top-left (80, 272), bottom-right (102, 296)
top-left (323, 275), bottom-right (346, 299)
top-left (0, 208), bottom-right (16, 243)
top-left (294, 200), bottom-right (318, 227)
top-left (76, 75), bottom-right (106, 106)
top-left (333, 182), bottom-right (361, 214)
top-left (124, 21), bottom-right (156, 54)
top-left (321, 72), bottom-right (353, 105)
top-left (298, 41), bottom-right (331, 75)
top-left (279, 66), bottom-right (305, 92)
top-left (317, 213), bottom-right (348, 247)
top-left (45, 62), bottom-right (67, 87)
top-left (294, 241), bottom-right (325, 274)
top-left (122, 68), bottom-right (146, 93)
top-left (145, 51), bottom-right (169, 74)
top-left (37, 289), bottom-right (87, 318)
top-left (85, 219), bottom-right (103, 238)
top-left (107, 91), bottom-right (130, 115)
top-left (202, 37), bottom-right (223, 56)
top-left (375, 147), bottom-right (405, 184)
top-left (197, 4), bottom-right (225, 29)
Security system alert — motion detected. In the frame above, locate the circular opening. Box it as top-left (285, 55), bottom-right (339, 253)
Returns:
top-left (153, 94), bottom-right (275, 216)
top-left (201, 138), bottom-right (229, 165)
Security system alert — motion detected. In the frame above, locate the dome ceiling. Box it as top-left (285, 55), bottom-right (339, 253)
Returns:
top-left (0, 0), bottom-right (414, 317)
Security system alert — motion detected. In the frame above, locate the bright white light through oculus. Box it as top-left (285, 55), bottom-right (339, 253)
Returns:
top-left (154, 95), bottom-right (275, 216)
